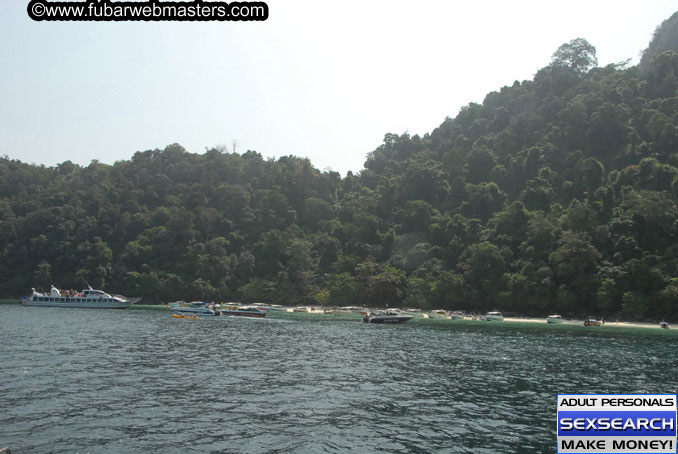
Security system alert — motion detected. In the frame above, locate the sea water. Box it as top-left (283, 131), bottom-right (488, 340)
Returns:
top-left (1, 305), bottom-right (677, 453)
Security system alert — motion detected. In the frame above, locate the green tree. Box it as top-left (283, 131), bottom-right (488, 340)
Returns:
top-left (240, 278), bottom-right (277, 303)
top-left (33, 261), bottom-right (52, 289)
top-left (551, 38), bottom-right (598, 73)
top-left (639, 11), bottom-right (678, 70)
top-left (457, 242), bottom-right (507, 309)
top-left (549, 231), bottom-right (601, 313)
top-left (325, 272), bottom-right (361, 306)
top-left (596, 278), bottom-right (621, 314)
top-left (365, 266), bottom-right (406, 307)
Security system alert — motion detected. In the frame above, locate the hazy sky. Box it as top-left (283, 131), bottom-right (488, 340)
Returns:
top-left (1, 1), bottom-right (676, 175)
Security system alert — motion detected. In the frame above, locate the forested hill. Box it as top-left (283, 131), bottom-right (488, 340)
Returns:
top-left (2, 15), bottom-right (678, 320)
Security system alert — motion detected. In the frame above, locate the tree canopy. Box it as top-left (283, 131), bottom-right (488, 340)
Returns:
top-left (550, 38), bottom-right (598, 73)
top-left (640, 10), bottom-right (678, 70)
top-left (3, 14), bottom-right (678, 322)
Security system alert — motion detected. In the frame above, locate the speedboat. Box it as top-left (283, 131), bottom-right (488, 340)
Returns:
top-left (171, 301), bottom-right (219, 316)
top-left (363, 309), bottom-right (414, 324)
top-left (220, 305), bottom-right (266, 318)
top-left (252, 303), bottom-right (284, 311)
top-left (485, 311), bottom-right (504, 321)
top-left (660, 321), bottom-right (669, 329)
top-left (583, 319), bottom-right (602, 326)
top-left (547, 314), bottom-right (563, 324)
top-left (336, 306), bottom-right (364, 314)
top-left (403, 310), bottom-right (426, 318)
top-left (22, 285), bottom-right (140, 309)
top-left (333, 307), bottom-right (353, 314)
top-left (450, 311), bottom-right (465, 320)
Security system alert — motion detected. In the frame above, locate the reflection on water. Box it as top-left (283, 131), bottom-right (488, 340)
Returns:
top-left (1, 306), bottom-right (677, 453)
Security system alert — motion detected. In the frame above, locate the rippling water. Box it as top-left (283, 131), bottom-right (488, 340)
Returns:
top-left (1, 305), bottom-right (677, 453)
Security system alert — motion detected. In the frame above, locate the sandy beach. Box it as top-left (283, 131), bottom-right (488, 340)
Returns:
top-left (503, 317), bottom-right (666, 329)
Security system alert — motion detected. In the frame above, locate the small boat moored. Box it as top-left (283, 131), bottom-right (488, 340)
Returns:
top-left (660, 321), bottom-right (669, 329)
top-left (584, 318), bottom-right (602, 327)
top-left (547, 314), bottom-right (563, 324)
top-left (485, 311), bottom-right (504, 321)
top-left (363, 309), bottom-right (414, 324)
top-left (252, 303), bottom-right (284, 311)
top-left (337, 306), bottom-right (364, 314)
top-left (450, 311), bottom-right (465, 320)
top-left (220, 305), bottom-right (266, 318)
top-left (429, 309), bottom-right (449, 319)
top-left (173, 312), bottom-right (200, 319)
top-left (171, 301), bottom-right (219, 316)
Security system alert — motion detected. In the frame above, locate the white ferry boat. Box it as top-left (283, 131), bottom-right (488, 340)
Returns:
top-left (22, 285), bottom-right (140, 309)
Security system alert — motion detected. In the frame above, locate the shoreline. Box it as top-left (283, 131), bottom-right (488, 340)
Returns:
top-left (2, 300), bottom-right (672, 329)
top-left (502, 316), bottom-right (666, 329)
top-left (270, 310), bottom-right (671, 329)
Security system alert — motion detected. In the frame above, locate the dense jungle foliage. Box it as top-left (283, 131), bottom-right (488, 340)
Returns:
top-left (2, 12), bottom-right (678, 320)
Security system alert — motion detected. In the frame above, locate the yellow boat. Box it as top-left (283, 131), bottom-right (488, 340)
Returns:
top-left (173, 312), bottom-right (199, 320)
